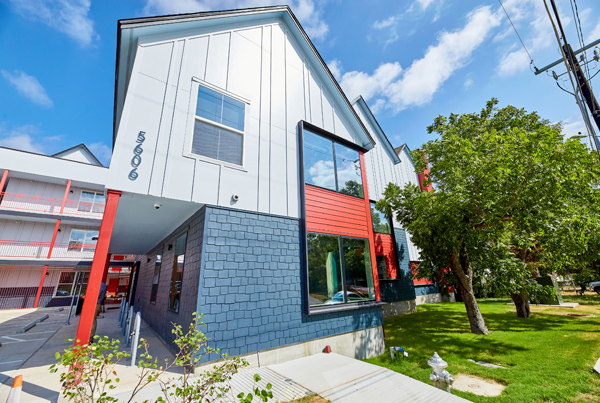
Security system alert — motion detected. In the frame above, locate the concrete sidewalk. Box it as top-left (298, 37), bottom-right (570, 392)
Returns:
top-left (1, 307), bottom-right (471, 402)
top-left (269, 353), bottom-right (471, 403)
top-left (0, 306), bottom-right (183, 403)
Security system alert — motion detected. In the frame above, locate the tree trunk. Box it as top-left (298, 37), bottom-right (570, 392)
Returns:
top-left (451, 248), bottom-right (490, 335)
top-left (511, 291), bottom-right (531, 318)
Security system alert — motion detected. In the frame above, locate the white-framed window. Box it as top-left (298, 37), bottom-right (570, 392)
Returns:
top-left (189, 82), bottom-right (247, 166)
top-left (68, 229), bottom-right (99, 252)
top-left (78, 191), bottom-right (105, 213)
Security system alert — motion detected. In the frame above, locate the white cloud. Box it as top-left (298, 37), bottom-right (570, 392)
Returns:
top-left (335, 6), bottom-right (499, 113)
top-left (6, 0), bottom-right (97, 47)
top-left (338, 62), bottom-right (403, 102)
top-left (494, 0), bottom-right (568, 76)
top-left (373, 16), bottom-right (397, 30)
top-left (88, 142), bottom-right (113, 166)
top-left (464, 77), bottom-right (474, 89)
top-left (497, 48), bottom-right (530, 77)
top-left (372, 16), bottom-right (399, 47)
top-left (327, 59), bottom-right (343, 81)
top-left (413, 0), bottom-right (437, 11)
top-left (143, 0), bottom-right (329, 39)
top-left (1, 70), bottom-right (53, 107)
top-left (587, 20), bottom-right (600, 43)
top-left (0, 125), bottom-right (45, 154)
top-left (560, 118), bottom-right (588, 139)
top-left (308, 160), bottom-right (336, 188)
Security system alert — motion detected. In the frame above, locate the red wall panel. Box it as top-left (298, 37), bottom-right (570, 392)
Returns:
top-left (373, 233), bottom-right (398, 279)
top-left (305, 185), bottom-right (370, 238)
top-left (411, 261), bottom-right (435, 285)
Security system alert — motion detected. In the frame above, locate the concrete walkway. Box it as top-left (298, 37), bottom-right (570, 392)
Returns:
top-left (1, 307), bottom-right (471, 402)
top-left (0, 306), bottom-right (183, 403)
top-left (269, 353), bottom-right (471, 403)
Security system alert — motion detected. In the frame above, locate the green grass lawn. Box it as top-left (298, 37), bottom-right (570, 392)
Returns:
top-left (365, 299), bottom-right (600, 402)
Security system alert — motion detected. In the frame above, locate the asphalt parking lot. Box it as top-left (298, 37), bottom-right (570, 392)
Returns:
top-left (0, 308), bottom-right (70, 386)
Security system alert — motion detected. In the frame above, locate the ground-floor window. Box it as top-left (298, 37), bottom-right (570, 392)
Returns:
top-left (150, 248), bottom-right (163, 304)
top-left (168, 233), bottom-right (187, 313)
top-left (376, 255), bottom-right (388, 280)
top-left (307, 233), bottom-right (375, 307)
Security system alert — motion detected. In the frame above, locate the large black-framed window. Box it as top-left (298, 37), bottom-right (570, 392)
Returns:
top-left (307, 232), bottom-right (375, 307)
top-left (150, 247), bottom-right (163, 304)
top-left (303, 129), bottom-right (364, 198)
top-left (370, 202), bottom-right (392, 234)
top-left (168, 233), bottom-right (187, 313)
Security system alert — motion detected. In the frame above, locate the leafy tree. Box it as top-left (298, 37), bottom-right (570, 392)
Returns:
top-left (377, 99), bottom-right (599, 332)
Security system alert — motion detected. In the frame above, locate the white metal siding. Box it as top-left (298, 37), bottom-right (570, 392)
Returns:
top-left (108, 20), bottom-right (365, 219)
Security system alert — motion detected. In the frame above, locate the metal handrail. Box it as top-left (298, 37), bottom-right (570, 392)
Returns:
top-left (0, 192), bottom-right (105, 217)
top-left (0, 240), bottom-right (97, 259)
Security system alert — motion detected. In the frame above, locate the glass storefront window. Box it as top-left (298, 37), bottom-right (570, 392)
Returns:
top-left (303, 129), bottom-right (364, 197)
top-left (168, 233), bottom-right (187, 313)
top-left (307, 232), bottom-right (375, 307)
top-left (342, 237), bottom-right (375, 302)
top-left (370, 202), bottom-right (391, 234)
top-left (376, 255), bottom-right (388, 280)
top-left (336, 144), bottom-right (363, 198)
top-left (150, 248), bottom-right (163, 304)
top-left (303, 131), bottom-right (336, 191)
top-left (307, 233), bottom-right (343, 306)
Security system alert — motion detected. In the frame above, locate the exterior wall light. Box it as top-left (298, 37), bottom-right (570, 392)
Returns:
top-left (428, 352), bottom-right (454, 392)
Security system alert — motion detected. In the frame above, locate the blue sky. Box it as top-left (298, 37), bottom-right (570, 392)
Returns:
top-left (1, 0), bottom-right (599, 166)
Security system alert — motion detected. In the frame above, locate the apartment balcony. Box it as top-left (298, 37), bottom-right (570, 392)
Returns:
top-left (0, 240), bottom-right (97, 260)
top-left (0, 192), bottom-right (105, 218)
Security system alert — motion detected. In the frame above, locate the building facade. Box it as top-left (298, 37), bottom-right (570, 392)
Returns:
top-left (0, 6), bottom-right (448, 364)
top-left (0, 145), bottom-right (132, 310)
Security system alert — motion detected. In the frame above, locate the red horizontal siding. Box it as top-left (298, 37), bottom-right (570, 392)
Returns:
top-left (305, 185), bottom-right (369, 238)
top-left (374, 233), bottom-right (398, 279)
top-left (411, 261), bottom-right (435, 285)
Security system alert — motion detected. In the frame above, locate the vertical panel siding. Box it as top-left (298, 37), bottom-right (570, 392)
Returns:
top-left (305, 185), bottom-right (369, 238)
top-left (110, 20), bottom-right (367, 220)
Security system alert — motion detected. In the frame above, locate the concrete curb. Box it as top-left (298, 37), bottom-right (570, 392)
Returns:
top-left (35, 314), bottom-right (50, 323)
top-left (17, 322), bottom-right (36, 334)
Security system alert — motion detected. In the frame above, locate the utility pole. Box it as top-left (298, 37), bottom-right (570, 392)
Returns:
top-left (540, 0), bottom-right (600, 153)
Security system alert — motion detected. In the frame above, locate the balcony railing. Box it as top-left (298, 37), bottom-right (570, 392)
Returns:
top-left (0, 240), bottom-right (97, 259)
top-left (0, 192), bottom-right (105, 218)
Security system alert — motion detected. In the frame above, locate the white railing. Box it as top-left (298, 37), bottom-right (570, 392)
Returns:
top-left (0, 240), bottom-right (96, 259)
top-left (0, 192), bottom-right (104, 218)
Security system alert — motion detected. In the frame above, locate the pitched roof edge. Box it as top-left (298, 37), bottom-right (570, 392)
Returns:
top-left (51, 143), bottom-right (104, 167)
top-left (113, 6), bottom-right (376, 149)
top-left (352, 96), bottom-right (400, 164)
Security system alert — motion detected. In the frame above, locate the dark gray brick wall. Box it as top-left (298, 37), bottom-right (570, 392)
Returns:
top-left (197, 206), bottom-right (384, 359)
top-left (135, 206), bottom-right (206, 345)
top-left (379, 229), bottom-right (416, 302)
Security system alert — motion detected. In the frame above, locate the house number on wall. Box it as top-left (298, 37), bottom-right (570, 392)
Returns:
top-left (128, 131), bottom-right (145, 181)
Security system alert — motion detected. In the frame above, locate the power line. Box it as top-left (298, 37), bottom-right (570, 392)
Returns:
top-left (570, 0), bottom-right (594, 92)
top-left (498, 0), bottom-right (538, 71)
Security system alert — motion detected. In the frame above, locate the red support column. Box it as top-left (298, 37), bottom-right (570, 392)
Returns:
top-left (101, 253), bottom-right (111, 283)
top-left (75, 190), bottom-right (121, 345)
top-left (34, 180), bottom-right (71, 308)
top-left (33, 265), bottom-right (48, 308)
top-left (360, 152), bottom-right (381, 301)
top-left (0, 169), bottom-right (8, 193)
top-left (59, 180), bottom-right (72, 214)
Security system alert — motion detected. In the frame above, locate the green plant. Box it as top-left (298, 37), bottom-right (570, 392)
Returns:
top-left (50, 336), bottom-right (131, 403)
top-left (51, 312), bottom-right (271, 403)
top-left (237, 374), bottom-right (273, 402)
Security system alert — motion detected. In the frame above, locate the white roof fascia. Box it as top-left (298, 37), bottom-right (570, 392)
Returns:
top-left (352, 96), bottom-right (400, 164)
